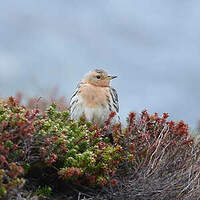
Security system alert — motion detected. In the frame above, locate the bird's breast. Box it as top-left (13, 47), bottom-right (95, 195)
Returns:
top-left (79, 84), bottom-right (109, 108)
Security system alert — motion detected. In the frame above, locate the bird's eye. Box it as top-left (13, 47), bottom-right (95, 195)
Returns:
top-left (96, 75), bottom-right (101, 79)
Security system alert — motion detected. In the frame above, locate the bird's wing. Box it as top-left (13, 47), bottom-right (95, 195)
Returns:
top-left (69, 82), bottom-right (82, 113)
top-left (70, 83), bottom-right (80, 103)
top-left (109, 87), bottom-right (119, 113)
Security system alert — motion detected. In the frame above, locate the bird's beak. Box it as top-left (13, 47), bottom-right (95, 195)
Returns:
top-left (107, 75), bottom-right (117, 80)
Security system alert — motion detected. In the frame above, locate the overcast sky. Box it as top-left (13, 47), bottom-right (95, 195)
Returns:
top-left (0, 0), bottom-right (200, 129)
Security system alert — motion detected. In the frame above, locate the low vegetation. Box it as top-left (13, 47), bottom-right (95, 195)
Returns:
top-left (0, 97), bottom-right (200, 200)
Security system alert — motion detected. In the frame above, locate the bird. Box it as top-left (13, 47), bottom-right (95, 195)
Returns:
top-left (70, 69), bottom-right (120, 128)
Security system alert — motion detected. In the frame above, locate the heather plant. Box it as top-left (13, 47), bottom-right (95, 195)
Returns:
top-left (106, 111), bottom-right (200, 200)
top-left (123, 110), bottom-right (193, 170)
top-left (35, 185), bottom-right (52, 198)
top-left (0, 97), bottom-right (200, 200)
top-left (37, 105), bottom-right (124, 186)
top-left (0, 97), bottom-right (41, 198)
top-left (21, 87), bottom-right (68, 112)
top-left (0, 97), bottom-right (123, 198)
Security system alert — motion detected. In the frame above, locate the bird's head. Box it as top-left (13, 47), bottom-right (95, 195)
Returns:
top-left (82, 69), bottom-right (117, 87)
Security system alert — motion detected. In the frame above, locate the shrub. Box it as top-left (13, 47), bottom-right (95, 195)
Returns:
top-left (0, 97), bottom-right (200, 200)
top-left (0, 97), bottom-right (123, 198)
top-left (36, 105), bottom-right (124, 186)
top-left (0, 97), bottom-right (40, 198)
top-left (123, 110), bottom-right (193, 169)
top-left (105, 110), bottom-right (200, 200)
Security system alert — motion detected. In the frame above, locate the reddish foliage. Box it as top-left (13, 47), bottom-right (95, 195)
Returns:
top-left (123, 110), bottom-right (193, 170)
top-left (110, 178), bottom-right (118, 187)
top-left (0, 97), bottom-right (198, 200)
top-left (58, 167), bottom-right (83, 179)
top-left (104, 111), bottom-right (116, 126)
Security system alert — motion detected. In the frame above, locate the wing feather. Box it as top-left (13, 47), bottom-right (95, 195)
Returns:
top-left (109, 87), bottom-right (119, 113)
top-left (70, 83), bottom-right (82, 119)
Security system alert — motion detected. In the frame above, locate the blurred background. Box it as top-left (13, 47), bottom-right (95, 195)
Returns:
top-left (0, 0), bottom-right (200, 130)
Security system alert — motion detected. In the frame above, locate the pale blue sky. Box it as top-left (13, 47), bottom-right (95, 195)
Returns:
top-left (0, 0), bottom-right (200, 129)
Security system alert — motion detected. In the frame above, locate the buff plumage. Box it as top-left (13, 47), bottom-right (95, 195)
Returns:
top-left (70, 69), bottom-right (120, 127)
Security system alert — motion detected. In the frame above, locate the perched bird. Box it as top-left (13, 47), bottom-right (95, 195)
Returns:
top-left (70, 69), bottom-right (120, 127)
